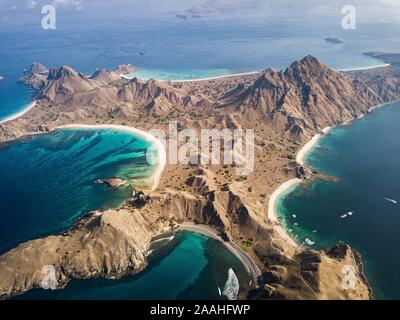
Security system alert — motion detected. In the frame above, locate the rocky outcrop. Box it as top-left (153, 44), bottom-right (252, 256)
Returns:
top-left (90, 64), bottom-right (135, 84)
top-left (17, 62), bottom-right (49, 90)
top-left (39, 66), bottom-right (96, 103)
top-left (0, 208), bottom-right (167, 299)
top-left (114, 64), bottom-right (135, 75)
top-left (249, 241), bottom-right (370, 300)
top-left (94, 178), bottom-right (128, 190)
top-left (295, 165), bottom-right (311, 180)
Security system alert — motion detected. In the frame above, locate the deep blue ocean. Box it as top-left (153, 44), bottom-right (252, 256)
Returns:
top-left (278, 103), bottom-right (400, 299)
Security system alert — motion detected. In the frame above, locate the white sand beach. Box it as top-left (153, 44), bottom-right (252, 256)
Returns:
top-left (337, 63), bottom-right (391, 72)
top-left (268, 178), bottom-right (302, 247)
top-left (296, 127), bottom-right (331, 166)
top-left (57, 124), bottom-right (167, 192)
top-left (121, 70), bottom-right (261, 82)
top-left (179, 222), bottom-right (262, 283)
top-left (121, 63), bottom-right (390, 83)
top-left (268, 126), bottom-right (332, 247)
top-left (0, 101), bottom-right (37, 125)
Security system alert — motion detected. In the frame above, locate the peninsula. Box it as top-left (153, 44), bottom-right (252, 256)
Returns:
top-left (1, 55), bottom-right (399, 300)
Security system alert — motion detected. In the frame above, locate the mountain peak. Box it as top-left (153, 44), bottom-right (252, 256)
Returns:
top-left (284, 55), bottom-right (328, 79)
top-left (29, 62), bottom-right (48, 75)
top-left (48, 66), bottom-right (81, 80)
top-left (300, 55), bottom-right (320, 64)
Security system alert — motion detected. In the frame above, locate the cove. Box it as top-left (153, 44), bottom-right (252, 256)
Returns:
top-left (0, 128), bottom-right (155, 254)
top-left (0, 128), bottom-right (250, 299)
top-left (15, 231), bottom-right (251, 300)
top-left (277, 103), bottom-right (400, 299)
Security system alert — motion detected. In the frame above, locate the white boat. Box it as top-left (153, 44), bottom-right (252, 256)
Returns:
top-left (223, 268), bottom-right (240, 300)
top-left (385, 198), bottom-right (397, 204)
top-left (294, 222), bottom-right (298, 226)
top-left (218, 286), bottom-right (222, 296)
top-left (312, 229), bottom-right (318, 233)
top-left (340, 214), bottom-right (348, 219)
top-left (292, 214), bottom-right (297, 219)
top-left (305, 238), bottom-right (315, 246)
top-left (347, 211), bottom-right (354, 216)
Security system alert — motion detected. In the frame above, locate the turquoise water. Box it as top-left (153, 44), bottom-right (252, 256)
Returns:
top-left (0, 129), bottom-right (250, 299)
top-left (125, 67), bottom-right (233, 81)
top-left (0, 128), bottom-right (155, 254)
top-left (16, 231), bottom-right (250, 300)
top-left (278, 103), bottom-right (400, 299)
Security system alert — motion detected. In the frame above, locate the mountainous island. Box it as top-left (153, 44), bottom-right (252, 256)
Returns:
top-left (0, 55), bottom-right (399, 300)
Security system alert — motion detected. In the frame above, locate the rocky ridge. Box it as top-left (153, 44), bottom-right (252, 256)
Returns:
top-left (0, 56), bottom-right (398, 299)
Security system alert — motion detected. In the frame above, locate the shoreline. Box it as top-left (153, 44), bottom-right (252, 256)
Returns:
top-left (120, 62), bottom-right (391, 83)
top-left (268, 126), bottom-right (332, 247)
top-left (57, 124), bottom-right (167, 192)
top-left (295, 127), bottom-right (332, 166)
top-left (0, 101), bottom-right (37, 124)
top-left (267, 101), bottom-right (399, 249)
top-left (338, 63), bottom-right (391, 72)
top-left (121, 70), bottom-right (261, 83)
top-left (178, 222), bottom-right (262, 286)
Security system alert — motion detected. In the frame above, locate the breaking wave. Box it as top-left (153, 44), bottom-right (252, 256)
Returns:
top-left (152, 235), bottom-right (175, 244)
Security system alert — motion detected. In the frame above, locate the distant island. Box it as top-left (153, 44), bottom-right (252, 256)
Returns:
top-left (176, 14), bottom-right (202, 20)
top-left (325, 37), bottom-right (343, 44)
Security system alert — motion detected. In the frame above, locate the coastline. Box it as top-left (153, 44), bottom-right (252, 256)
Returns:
top-left (338, 63), bottom-right (391, 72)
top-left (120, 62), bottom-right (390, 83)
top-left (0, 101), bottom-right (37, 125)
top-left (268, 126), bottom-right (332, 247)
top-left (267, 101), bottom-right (399, 249)
top-left (178, 222), bottom-right (262, 286)
top-left (121, 70), bottom-right (261, 82)
top-left (57, 124), bottom-right (167, 192)
top-left (296, 127), bottom-right (332, 166)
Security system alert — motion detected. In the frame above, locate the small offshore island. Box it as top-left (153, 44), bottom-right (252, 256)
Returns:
top-left (325, 37), bottom-right (343, 44)
top-left (1, 54), bottom-right (400, 300)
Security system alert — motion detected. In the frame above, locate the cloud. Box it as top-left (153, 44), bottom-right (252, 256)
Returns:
top-left (186, 0), bottom-right (267, 14)
top-left (26, 0), bottom-right (37, 9)
top-left (51, 0), bottom-right (83, 11)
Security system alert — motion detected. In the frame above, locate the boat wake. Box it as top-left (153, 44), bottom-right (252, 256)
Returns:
top-left (222, 268), bottom-right (240, 300)
top-left (340, 211), bottom-right (354, 219)
top-left (385, 197), bottom-right (397, 205)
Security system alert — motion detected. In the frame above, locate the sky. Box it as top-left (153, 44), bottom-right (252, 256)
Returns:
top-left (1, 0), bottom-right (399, 14)
top-left (0, 0), bottom-right (399, 25)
